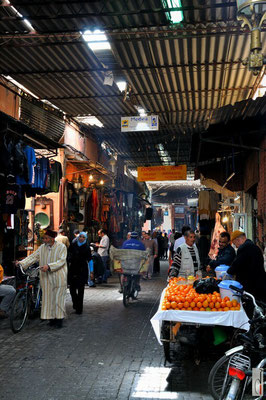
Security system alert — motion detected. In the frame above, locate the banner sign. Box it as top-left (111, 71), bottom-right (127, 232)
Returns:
top-left (121, 115), bottom-right (159, 132)
top-left (137, 165), bottom-right (187, 181)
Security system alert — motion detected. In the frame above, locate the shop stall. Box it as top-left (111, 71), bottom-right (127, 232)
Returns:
top-left (0, 111), bottom-right (62, 274)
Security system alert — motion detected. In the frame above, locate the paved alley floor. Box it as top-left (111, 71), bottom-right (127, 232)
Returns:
top-left (0, 262), bottom-right (216, 400)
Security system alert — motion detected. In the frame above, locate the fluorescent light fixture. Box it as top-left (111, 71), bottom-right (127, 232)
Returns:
top-left (116, 81), bottom-right (127, 92)
top-left (162, 0), bottom-right (184, 24)
top-left (82, 30), bottom-right (111, 51)
top-left (138, 108), bottom-right (147, 116)
top-left (234, 195), bottom-right (240, 201)
top-left (75, 115), bottom-right (103, 128)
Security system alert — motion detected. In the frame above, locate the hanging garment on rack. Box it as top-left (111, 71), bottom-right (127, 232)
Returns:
top-left (208, 212), bottom-right (225, 260)
top-left (45, 160), bottom-right (62, 193)
top-left (32, 157), bottom-right (50, 189)
top-left (16, 145), bottom-right (36, 185)
top-left (92, 189), bottom-right (99, 221)
top-left (0, 184), bottom-right (25, 214)
top-left (209, 192), bottom-right (220, 220)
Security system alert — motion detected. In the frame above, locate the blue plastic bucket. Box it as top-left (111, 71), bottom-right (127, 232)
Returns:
top-left (215, 265), bottom-right (229, 279)
top-left (218, 280), bottom-right (243, 300)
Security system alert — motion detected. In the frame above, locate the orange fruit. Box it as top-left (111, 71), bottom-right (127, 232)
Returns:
top-left (224, 307), bottom-right (229, 311)
top-left (209, 302), bottom-right (214, 309)
top-left (212, 308), bottom-right (217, 312)
top-left (223, 296), bottom-right (230, 302)
top-left (183, 301), bottom-right (189, 308)
top-left (215, 302), bottom-right (221, 309)
top-left (202, 300), bottom-right (209, 308)
top-left (199, 307), bottom-right (205, 311)
top-left (187, 307), bottom-right (192, 310)
top-left (171, 301), bottom-right (177, 309)
top-left (226, 301), bottom-right (232, 308)
top-left (190, 301), bottom-right (196, 308)
top-left (165, 301), bottom-right (171, 309)
top-left (197, 301), bottom-right (202, 308)
top-left (193, 307), bottom-right (199, 311)
top-left (232, 300), bottom-right (238, 307)
top-left (220, 302), bottom-right (226, 308)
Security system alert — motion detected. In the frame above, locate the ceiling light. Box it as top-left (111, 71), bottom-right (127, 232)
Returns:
top-left (75, 116), bottom-right (103, 127)
top-left (162, 0), bottom-right (184, 24)
top-left (82, 30), bottom-right (111, 51)
top-left (138, 108), bottom-right (147, 116)
top-left (116, 81), bottom-right (127, 92)
top-left (99, 179), bottom-right (104, 185)
top-left (89, 174), bottom-right (93, 181)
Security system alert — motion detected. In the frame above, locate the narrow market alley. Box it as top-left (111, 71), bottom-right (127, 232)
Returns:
top-left (0, 262), bottom-right (214, 400)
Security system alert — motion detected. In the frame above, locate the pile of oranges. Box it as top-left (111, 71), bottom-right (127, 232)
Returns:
top-left (161, 277), bottom-right (240, 312)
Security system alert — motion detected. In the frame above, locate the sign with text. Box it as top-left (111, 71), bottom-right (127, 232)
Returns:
top-left (137, 165), bottom-right (187, 181)
top-left (121, 115), bottom-right (158, 132)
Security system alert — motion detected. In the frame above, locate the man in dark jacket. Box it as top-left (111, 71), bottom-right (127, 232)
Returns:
top-left (227, 231), bottom-right (266, 304)
top-left (206, 232), bottom-right (236, 273)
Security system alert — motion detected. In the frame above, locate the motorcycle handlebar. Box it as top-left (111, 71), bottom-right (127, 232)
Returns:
top-left (229, 285), bottom-right (265, 321)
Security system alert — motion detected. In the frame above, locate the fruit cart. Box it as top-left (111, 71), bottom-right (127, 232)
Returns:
top-left (150, 278), bottom-right (249, 365)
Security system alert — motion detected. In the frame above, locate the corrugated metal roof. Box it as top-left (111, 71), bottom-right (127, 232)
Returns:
top-left (0, 0), bottom-right (265, 168)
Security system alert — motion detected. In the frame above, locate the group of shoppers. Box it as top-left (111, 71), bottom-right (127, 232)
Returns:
top-left (169, 227), bottom-right (266, 309)
top-left (11, 228), bottom-right (109, 328)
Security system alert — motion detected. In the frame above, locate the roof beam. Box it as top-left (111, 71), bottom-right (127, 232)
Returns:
top-left (39, 86), bottom-right (252, 101)
top-left (2, 4), bottom-right (237, 21)
top-left (2, 61), bottom-right (243, 76)
top-left (0, 23), bottom-right (255, 38)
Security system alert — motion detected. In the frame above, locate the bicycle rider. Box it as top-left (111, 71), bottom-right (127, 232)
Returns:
top-left (118, 231), bottom-right (146, 293)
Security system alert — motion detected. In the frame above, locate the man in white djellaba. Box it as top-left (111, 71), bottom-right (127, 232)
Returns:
top-left (16, 229), bottom-right (67, 328)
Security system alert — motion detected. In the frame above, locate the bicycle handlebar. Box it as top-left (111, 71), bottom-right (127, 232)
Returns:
top-left (19, 265), bottom-right (40, 275)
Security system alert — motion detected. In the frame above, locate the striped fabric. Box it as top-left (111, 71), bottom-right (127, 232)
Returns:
top-left (20, 242), bottom-right (67, 320)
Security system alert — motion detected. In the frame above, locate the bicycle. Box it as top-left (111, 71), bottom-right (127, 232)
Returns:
top-left (122, 272), bottom-right (141, 307)
top-left (208, 285), bottom-right (266, 399)
top-left (10, 265), bottom-right (41, 333)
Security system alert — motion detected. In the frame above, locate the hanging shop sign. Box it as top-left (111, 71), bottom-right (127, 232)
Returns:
top-left (121, 115), bottom-right (159, 132)
top-left (137, 165), bottom-right (187, 182)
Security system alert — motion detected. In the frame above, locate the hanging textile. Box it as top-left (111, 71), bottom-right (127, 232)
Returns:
top-left (46, 160), bottom-right (62, 192)
top-left (16, 145), bottom-right (36, 185)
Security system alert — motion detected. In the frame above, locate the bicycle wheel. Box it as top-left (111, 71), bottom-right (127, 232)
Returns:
top-left (10, 291), bottom-right (29, 333)
top-left (123, 282), bottom-right (130, 307)
top-left (208, 354), bottom-right (231, 400)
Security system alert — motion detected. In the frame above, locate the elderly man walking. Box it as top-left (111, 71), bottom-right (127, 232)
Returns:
top-left (16, 229), bottom-right (67, 328)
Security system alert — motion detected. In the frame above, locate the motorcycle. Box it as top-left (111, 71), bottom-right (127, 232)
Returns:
top-left (208, 285), bottom-right (266, 400)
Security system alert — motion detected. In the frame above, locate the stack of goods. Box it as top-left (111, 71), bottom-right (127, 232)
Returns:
top-left (161, 277), bottom-right (240, 311)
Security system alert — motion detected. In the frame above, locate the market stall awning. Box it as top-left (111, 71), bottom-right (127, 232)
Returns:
top-left (191, 96), bottom-right (266, 166)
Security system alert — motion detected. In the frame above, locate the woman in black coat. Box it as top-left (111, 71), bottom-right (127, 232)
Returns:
top-left (68, 232), bottom-right (91, 314)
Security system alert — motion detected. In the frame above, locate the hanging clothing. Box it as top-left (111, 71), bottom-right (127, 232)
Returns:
top-left (19, 242), bottom-right (67, 320)
top-left (16, 145), bottom-right (36, 185)
top-left (33, 157), bottom-right (50, 189)
top-left (46, 161), bottom-right (62, 193)
top-left (0, 184), bottom-right (25, 214)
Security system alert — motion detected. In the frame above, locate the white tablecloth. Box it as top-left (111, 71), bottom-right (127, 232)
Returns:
top-left (150, 288), bottom-right (250, 345)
